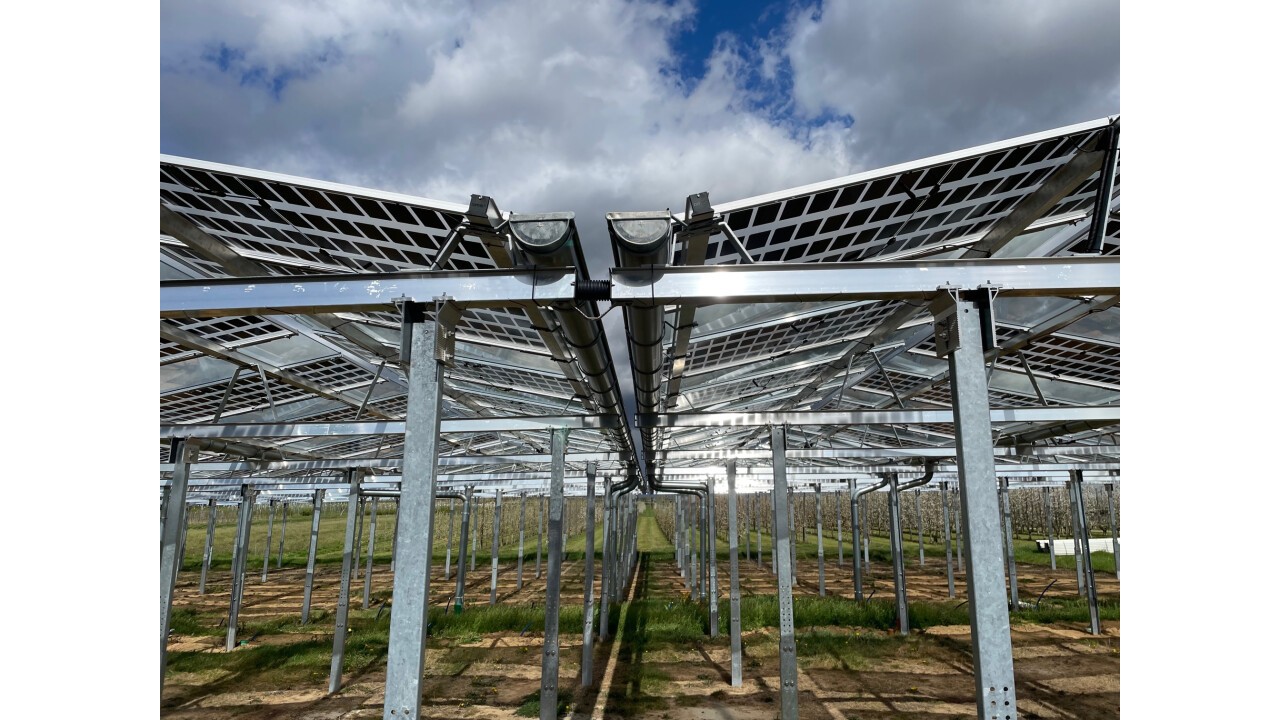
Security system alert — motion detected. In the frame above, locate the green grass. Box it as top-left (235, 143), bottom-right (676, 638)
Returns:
top-left (703, 526), bottom-right (1117, 574)
top-left (516, 690), bottom-right (571, 717)
top-left (179, 503), bottom-right (619, 573)
top-left (1017, 596), bottom-right (1120, 624)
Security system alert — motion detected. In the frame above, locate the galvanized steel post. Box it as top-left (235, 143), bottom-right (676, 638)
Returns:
top-left (160, 439), bottom-right (194, 688)
top-left (581, 463), bottom-right (597, 687)
top-left (599, 479), bottom-right (613, 640)
top-left (836, 488), bottom-right (843, 567)
top-left (850, 479), bottom-right (863, 599)
top-left (770, 427), bottom-right (799, 719)
top-left (261, 498), bottom-right (276, 582)
top-left (352, 497), bottom-right (365, 587)
top-left (489, 490), bottom-right (503, 605)
top-left (933, 292), bottom-right (1018, 718)
top-left (381, 303), bottom-right (448, 719)
top-left (1069, 481), bottom-right (1085, 593)
top-left (301, 488), bottom-right (324, 623)
top-left (756, 492), bottom-right (764, 568)
top-left (539, 428), bottom-right (569, 719)
top-left (1043, 486), bottom-right (1056, 570)
top-left (454, 486), bottom-right (473, 614)
top-left (915, 489), bottom-right (925, 568)
top-left (1070, 471), bottom-right (1101, 634)
top-left (328, 471), bottom-right (362, 694)
top-left (726, 461), bottom-right (743, 687)
top-left (941, 483), bottom-right (955, 598)
top-left (517, 491), bottom-right (528, 590)
top-left (1106, 481), bottom-right (1119, 581)
top-left (199, 498), bottom-right (216, 595)
top-left (226, 484), bottom-right (257, 652)
top-left (815, 483), bottom-right (826, 596)
top-left (708, 475), bottom-right (719, 638)
top-left (471, 498), bottom-right (479, 572)
top-left (277, 501), bottom-right (287, 568)
top-left (445, 497), bottom-right (455, 580)
top-left (887, 474), bottom-right (909, 635)
top-left (535, 493), bottom-right (544, 580)
top-left (788, 486), bottom-right (797, 586)
top-left (1000, 478), bottom-right (1019, 609)
top-left (362, 497), bottom-right (379, 609)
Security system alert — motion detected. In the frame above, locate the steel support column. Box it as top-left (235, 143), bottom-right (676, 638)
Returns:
top-left (199, 498), bottom-right (216, 595)
top-left (352, 497), bottom-right (365, 587)
top-left (363, 497), bottom-right (379, 609)
top-left (454, 486), bottom-right (473, 613)
top-left (850, 480), bottom-right (863, 599)
top-left (489, 490), bottom-right (504, 605)
top-left (916, 489), bottom-right (926, 568)
top-left (581, 464), bottom-right (597, 687)
top-left (941, 483), bottom-right (955, 598)
top-left (329, 470), bottom-right (362, 694)
top-left (1106, 481), bottom-right (1119, 582)
top-left (540, 428), bottom-right (569, 719)
top-left (535, 494), bottom-right (544, 580)
top-left (471, 500), bottom-right (479, 572)
top-left (934, 292), bottom-right (1018, 718)
top-left (887, 474), bottom-right (909, 635)
top-left (815, 484), bottom-right (826, 596)
top-left (261, 498), bottom-right (276, 582)
top-left (302, 489), bottom-right (325, 623)
top-left (756, 492), bottom-right (763, 568)
top-left (1043, 487), bottom-right (1057, 571)
top-left (836, 489), bottom-right (843, 567)
top-left (726, 461), bottom-right (743, 687)
top-left (517, 492), bottom-right (528, 590)
top-left (1070, 471), bottom-right (1101, 635)
top-left (381, 306), bottom-right (448, 719)
top-left (277, 501), bottom-right (288, 568)
top-left (160, 439), bottom-right (194, 687)
top-left (226, 484), bottom-right (256, 652)
top-left (1070, 481), bottom-right (1085, 593)
top-left (599, 479), bottom-right (613, 641)
top-left (770, 426), bottom-right (799, 719)
top-left (1000, 478), bottom-right (1019, 609)
top-left (708, 475), bottom-right (719, 638)
top-left (445, 498), bottom-right (455, 580)
top-left (788, 487), bottom-right (797, 586)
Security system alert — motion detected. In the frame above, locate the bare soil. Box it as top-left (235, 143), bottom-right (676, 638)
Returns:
top-left (164, 546), bottom-right (1118, 719)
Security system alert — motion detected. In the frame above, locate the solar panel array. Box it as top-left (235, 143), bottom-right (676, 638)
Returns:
top-left (648, 117), bottom-right (1121, 474)
top-left (160, 157), bottom-right (621, 477)
top-left (161, 117), bottom-right (1120, 492)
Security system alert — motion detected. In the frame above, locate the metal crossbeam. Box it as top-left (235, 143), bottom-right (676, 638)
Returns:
top-left (638, 406), bottom-right (1118, 428)
top-left (161, 268), bottom-right (579, 318)
top-left (159, 415), bottom-right (621, 439)
top-left (613, 257), bottom-right (1118, 305)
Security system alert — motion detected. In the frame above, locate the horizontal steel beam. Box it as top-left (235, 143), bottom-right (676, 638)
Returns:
top-left (161, 268), bottom-right (579, 318)
top-left (638, 406), bottom-right (1119, 428)
top-left (657, 444), bottom-right (1118, 461)
top-left (612, 257), bottom-right (1118, 305)
top-left (160, 452), bottom-right (627, 473)
top-left (160, 415), bottom-right (622, 438)
top-left (658, 462), bottom-right (1120, 476)
top-left (162, 257), bottom-right (1118, 319)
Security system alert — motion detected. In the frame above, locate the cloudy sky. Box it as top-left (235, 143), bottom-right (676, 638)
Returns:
top-left (161, 0), bottom-right (1120, 434)
top-left (161, 0), bottom-right (1119, 269)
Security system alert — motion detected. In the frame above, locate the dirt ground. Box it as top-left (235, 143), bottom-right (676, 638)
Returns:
top-left (164, 543), bottom-right (1118, 719)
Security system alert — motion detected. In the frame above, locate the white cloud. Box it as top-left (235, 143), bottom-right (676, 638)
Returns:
top-left (161, 0), bottom-right (863, 270)
top-left (781, 0), bottom-right (1121, 168)
top-left (161, 0), bottom-right (1119, 445)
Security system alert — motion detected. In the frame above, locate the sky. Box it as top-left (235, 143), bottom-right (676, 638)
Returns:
top-left (160, 0), bottom-right (1120, 275)
top-left (160, 0), bottom-right (1121, 455)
